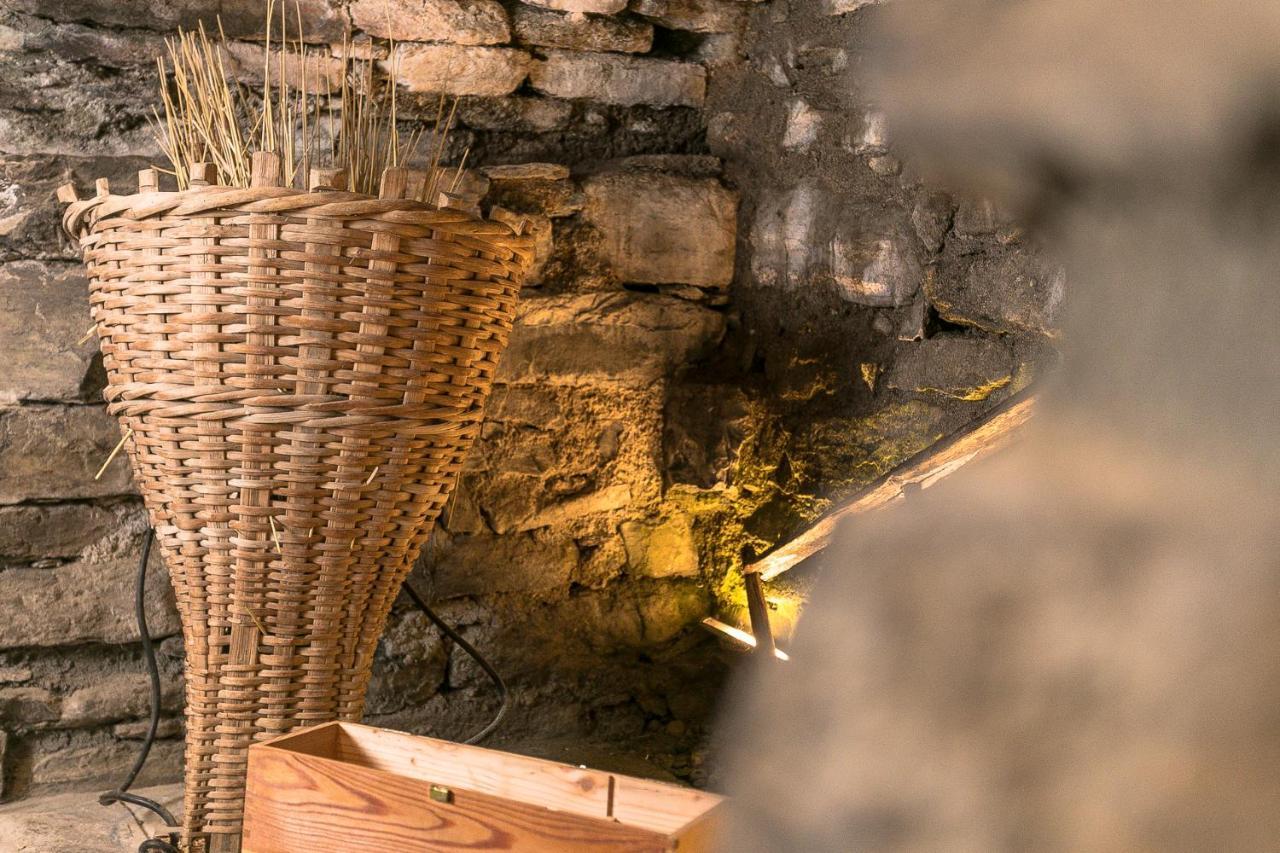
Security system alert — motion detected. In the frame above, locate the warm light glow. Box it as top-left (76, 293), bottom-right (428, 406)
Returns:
top-left (701, 617), bottom-right (791, 661)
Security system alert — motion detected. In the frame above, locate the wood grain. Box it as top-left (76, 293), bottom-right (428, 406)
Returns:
top-left (243, 722), bottom-right (725, 852)
top-left (331, 723), bottom-right (616, 821)
top-left (747, 389), bottom-right (1039, 581)
top-left (244, 748), bottom-right (665, 852)
top-left (611, 776), bottom-right (724, 837)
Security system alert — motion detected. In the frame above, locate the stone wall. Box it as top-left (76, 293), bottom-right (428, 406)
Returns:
top-left (0, 0), bottom-right (1059, 799)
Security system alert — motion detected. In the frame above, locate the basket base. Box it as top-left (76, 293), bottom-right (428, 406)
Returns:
top-left (188, 831), bottom-right (240, 853)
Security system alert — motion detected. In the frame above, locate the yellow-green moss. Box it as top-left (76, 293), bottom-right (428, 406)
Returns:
top-left (665, 398), bottom-right (955, 616)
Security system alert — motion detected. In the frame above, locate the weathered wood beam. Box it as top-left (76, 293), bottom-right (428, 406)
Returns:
top-left (743, 571), bottom-right (776, 658)
top-left (747, 387), bottom-right (1040, 582)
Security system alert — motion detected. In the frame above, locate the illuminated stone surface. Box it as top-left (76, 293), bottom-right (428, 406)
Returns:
top-left (0, 0), bottom-right (1058, 804)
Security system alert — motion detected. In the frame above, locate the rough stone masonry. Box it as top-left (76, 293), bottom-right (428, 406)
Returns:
top-left (0, 0), bottom-right (1060, 799)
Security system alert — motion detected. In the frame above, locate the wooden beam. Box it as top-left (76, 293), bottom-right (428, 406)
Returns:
top-left (743, 571), bottom-right (776, 658)
top-left (747, 387), bottom-right (1040, 582)
top-left (701, 618), bottom-right (791, 661)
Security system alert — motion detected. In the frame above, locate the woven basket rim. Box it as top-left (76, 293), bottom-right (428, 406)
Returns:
top-left (62, 181), bottom-right (527, 245)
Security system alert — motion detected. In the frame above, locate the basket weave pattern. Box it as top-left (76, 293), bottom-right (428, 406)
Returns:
top-left (63, 159), bottom-right (532, 848)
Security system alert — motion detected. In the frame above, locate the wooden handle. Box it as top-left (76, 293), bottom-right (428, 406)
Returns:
top-left (251, 151), bottom-right (283, 188)
top-left (309, 167), bottom-right (347, 192)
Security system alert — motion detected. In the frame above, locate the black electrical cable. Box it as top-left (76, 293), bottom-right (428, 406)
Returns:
top-left (106, 528), bottom-right (508, 850)
top-left (98, 527), bottom-right (181, 853)
top-left (401, 581), bottom-right (509, 745)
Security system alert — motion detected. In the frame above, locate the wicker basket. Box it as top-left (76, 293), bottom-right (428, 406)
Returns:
top-left (61, 153), bottom-right (533, 853)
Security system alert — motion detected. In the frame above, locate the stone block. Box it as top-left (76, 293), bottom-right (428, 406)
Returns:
top-left (485, 384), bottom-right (568, 429)
top-left (352, 0), bottom-right (510, 45)
top-left (377, 611), bottom-right (448, 670)
top-left (751, 184), bottom-right (923, 306)
top-left (911, 191), bottom-right (955, 254)
top-left (522, 0), bottom-right (628, 17)
top-left (0, 15), bottom-right (166, 67)
top-left (426, 530), bottom-right (578, 597)
top-left (26, 729), bottom-right (183, 795)
top-left (927, 248), bottom-right (1065, 335)
top-left (480, 163), bottom-right (571, 181)
top-left (0, 155), bottom-right (152, 264)
top-left (0, 53), bottom-right (159, 157)
top-left (365, 610), bottom-right (448, 716)
top-left (457, 95), bottom-right (574, 132)
top-left (530, 50), bottom-right (706, 107)
top-left (663, 382), bottom-right (753, 488)
top-left (782, 98), bottom-right (822, 151)
top-left (470, 472), bottom-right (542, 532)
top-left (112, 716), bottom-right (183, 739)
top-left (466, 382), bottom-right (665, 536)
top-left (496, 292), bottom-right (726, 386)
top-left (486, 177), bottom-right (584, 217)
top-left (387, 44), bottom-right (531, 96)
top-left (0, 686), bottom-right (59, 726)
top-left (848, 109), bottom-right (890, 153)
top-left (822, 0), bottom-right (883, 15)
top-left (953, 197), bottom-right (1022, 243)
top-left (601, 154), bottom-right (723, 178)
top-left (0, 501), bottom-right (142, 563)
top-left (866, 154), bottom-right (902, 176)
top-left (620, 515), bottom-right (699, 578)
top-left (330, 34), bottom-right (389, 61)
top-left (58, 675), bottom-right (146, 729)
top-left (514, 7), bottom-right (653, 53)
top-left (794, 44), bottom-right (849, 77)
top-left (58, 672), bottom-right (181, 729)
top-left (522, 483), bottom-right (633, 530)
top-left (635, 581), bottom-right (710, 643)
top-left (885, 333), bottom-right (1016, 401)
top-left (0, 262), bottom-right (100, 403)
top-left (692, 32), bottom-right (742, 67)
top-left (0, 666), bottom-right (33, 684)
top-left (0, 556), bottom-right (179, 649)
top-left (0, 404), bottom-right (132, 503)
top-left (7, 0), bottom-right (347, 41)
top-left (222, 42), bottom-right (346, 93)
top-left (829, 231), bottom-right (923, 307)
top-left (575, 534), bottom-right (628, 586)
top-left (630, 0), bottom-right (748, 33)
top-left (583, 172), bottom-right (736, 288)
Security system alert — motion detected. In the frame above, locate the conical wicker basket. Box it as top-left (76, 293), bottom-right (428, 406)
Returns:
top-left (61, 154), bottom-right (533, 852)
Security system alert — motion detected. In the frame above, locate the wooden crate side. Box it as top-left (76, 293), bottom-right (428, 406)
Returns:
top-left (243, 745), bottom-right (671, 853)
top-left (256, 720), bottom-right (341, 754)
top-left (329, 722), bottom-right (616, 820)
top-left (611, 775), bottom-right (725, 835)
top-left (668, 801), bottom-right (726, 852)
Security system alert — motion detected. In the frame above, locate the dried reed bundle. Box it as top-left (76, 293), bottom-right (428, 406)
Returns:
top-left (153, 1), bottom-right (462, 197)
top-left (155, 22), bottom-right (253, 188)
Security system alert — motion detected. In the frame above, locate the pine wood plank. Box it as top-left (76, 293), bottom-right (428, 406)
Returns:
top-left (242, 748), bottom-right (669, 853)
top-left (611, 776), bottom-right (725, 837)
top-left (244, 723), bottom-right (725, 852)
top-left (329, 723), bottom-right (616, 819)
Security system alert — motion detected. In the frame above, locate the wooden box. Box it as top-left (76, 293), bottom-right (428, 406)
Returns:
top-left (242, 721), bottom-right (724, 852)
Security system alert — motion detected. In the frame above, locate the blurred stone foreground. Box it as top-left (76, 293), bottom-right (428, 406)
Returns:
top-left (724, 2), bottom-right (1280, 851)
